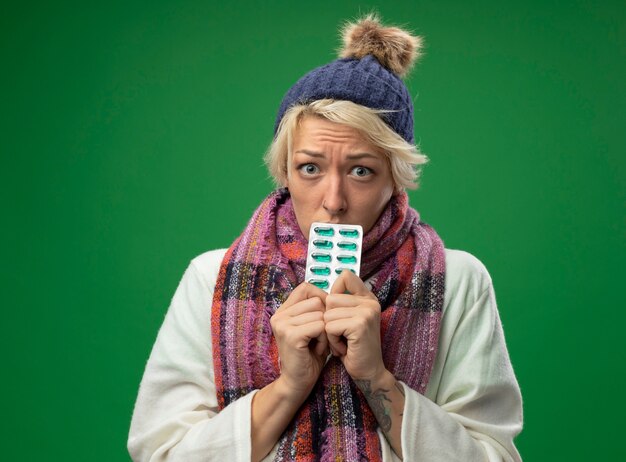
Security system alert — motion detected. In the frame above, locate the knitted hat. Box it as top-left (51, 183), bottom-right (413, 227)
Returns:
top-left (274, 14), bottom-right (423, 143)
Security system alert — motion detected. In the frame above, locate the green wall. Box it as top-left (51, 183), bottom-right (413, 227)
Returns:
top-left (2, 1), bottom-right (624, 460)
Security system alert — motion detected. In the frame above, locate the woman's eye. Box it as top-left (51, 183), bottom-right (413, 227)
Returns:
top-left (299, 163), bottom-right (320, 175)
top-left (351, 166), bottom-right (373, 177)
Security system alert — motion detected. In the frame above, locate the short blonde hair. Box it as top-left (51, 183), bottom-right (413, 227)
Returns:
top-left (264, 99), bottom-right (428, 191)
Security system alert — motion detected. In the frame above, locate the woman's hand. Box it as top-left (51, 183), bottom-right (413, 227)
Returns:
top-left (324, 270), bottom-right (405, 458)
top-left (254, 284), bottom-right (329, 461)
top-left (323, 270), bottom-right (386, 382)
top-left (270, 282), bottom-right (329, 398)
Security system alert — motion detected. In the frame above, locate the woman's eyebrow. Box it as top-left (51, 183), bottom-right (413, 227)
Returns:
top-left (346, 153), bottom-right (380, 161)
top-left (294, 149), bottom-right (325, 158)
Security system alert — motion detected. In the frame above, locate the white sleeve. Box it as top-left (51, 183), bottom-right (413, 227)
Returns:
top-left (399, 280), bottom-right (523, 461)
top-left (128, 254), bottom-right (256, 462)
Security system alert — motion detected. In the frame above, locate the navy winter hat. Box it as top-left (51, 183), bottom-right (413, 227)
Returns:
top-left (273, 14), bottom-right (423, 144)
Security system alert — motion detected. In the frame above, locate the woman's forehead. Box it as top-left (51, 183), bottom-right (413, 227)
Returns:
top-left (294, 116), bottom-right (381, 153)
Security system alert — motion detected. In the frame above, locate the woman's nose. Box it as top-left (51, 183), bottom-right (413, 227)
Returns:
top-left (322, 175), bottom-right (347, 215)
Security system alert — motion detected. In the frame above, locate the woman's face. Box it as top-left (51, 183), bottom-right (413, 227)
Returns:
top-left (285, 116), bottom-right (396, 239)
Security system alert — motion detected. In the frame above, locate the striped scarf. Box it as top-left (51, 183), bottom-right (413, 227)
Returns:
top-left (211, 188), bottom-right (445, 461)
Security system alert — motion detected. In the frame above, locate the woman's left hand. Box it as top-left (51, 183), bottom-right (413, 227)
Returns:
top-left (323, 270), bottom-right (386, 381)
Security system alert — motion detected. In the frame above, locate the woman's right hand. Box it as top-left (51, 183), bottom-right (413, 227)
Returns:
top-left (252, 283), bottom-right (328, 461)
top-left (270, 282), bottom-right (329, 399)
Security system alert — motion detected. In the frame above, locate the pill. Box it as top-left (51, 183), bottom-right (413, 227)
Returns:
top-left (339, 229), bottom-right (359, 238)
top-left (337, 241), bottom-right (358, 251)
top-left (313, 226), bottom-right (334, 237)
top-left (306, 222), bottom-right (363, 293)
top-left (310, 266), bottom-right (331, 276)
top-left (308, 279), bottom-right (329, 289)
top-left (311, 252), bottom-right (331, 263)
top-left (313, 239), bottom-right (333, 250)
top-left (337, 255), bottom-right (357, 264)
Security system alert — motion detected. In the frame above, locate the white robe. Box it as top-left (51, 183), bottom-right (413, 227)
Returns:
top-left (128, 248), bottom-right (523, 461)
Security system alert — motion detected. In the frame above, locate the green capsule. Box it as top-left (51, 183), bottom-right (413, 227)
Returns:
top-left (310, 266), bottom-right (331, 276)
top-left (337, 254), bottom-right (357, 264)
top-left (311, 252), bottom-right (331, 263)
top-left (339, 228), bottom-right (359, 238)
top-left (337, 241), bottom-right (358, 251)
top-left (313, 239), bottom-right (333, 250)
top-left (335, 267), bottom-right (356, 275)
top-left (313, 226), bottom-right (334, 237)
top-left (308, 279), bottom-right (329, 289)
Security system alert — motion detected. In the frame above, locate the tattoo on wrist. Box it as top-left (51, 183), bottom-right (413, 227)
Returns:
top-left (354, 379), bottom-right (393, 432)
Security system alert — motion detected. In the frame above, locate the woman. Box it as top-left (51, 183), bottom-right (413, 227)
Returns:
top-left (128, 14), bottom-right (523, 461)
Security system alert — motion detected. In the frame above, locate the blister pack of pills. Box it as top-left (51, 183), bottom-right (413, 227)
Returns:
top-left (304, 222), bottom-right (363, 292)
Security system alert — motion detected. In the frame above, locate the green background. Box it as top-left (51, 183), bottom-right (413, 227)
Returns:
top-left (2, 1), bottom-right (624, 460)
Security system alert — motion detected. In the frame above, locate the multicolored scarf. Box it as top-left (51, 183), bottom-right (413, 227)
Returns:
top-left (211, 188), bottom-right (445, 461)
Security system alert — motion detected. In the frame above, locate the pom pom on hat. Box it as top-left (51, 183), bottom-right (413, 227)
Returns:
top-left (274, 13), bottom-right (423, 143)
top-left (340, 13), bottom-right (423, 78)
